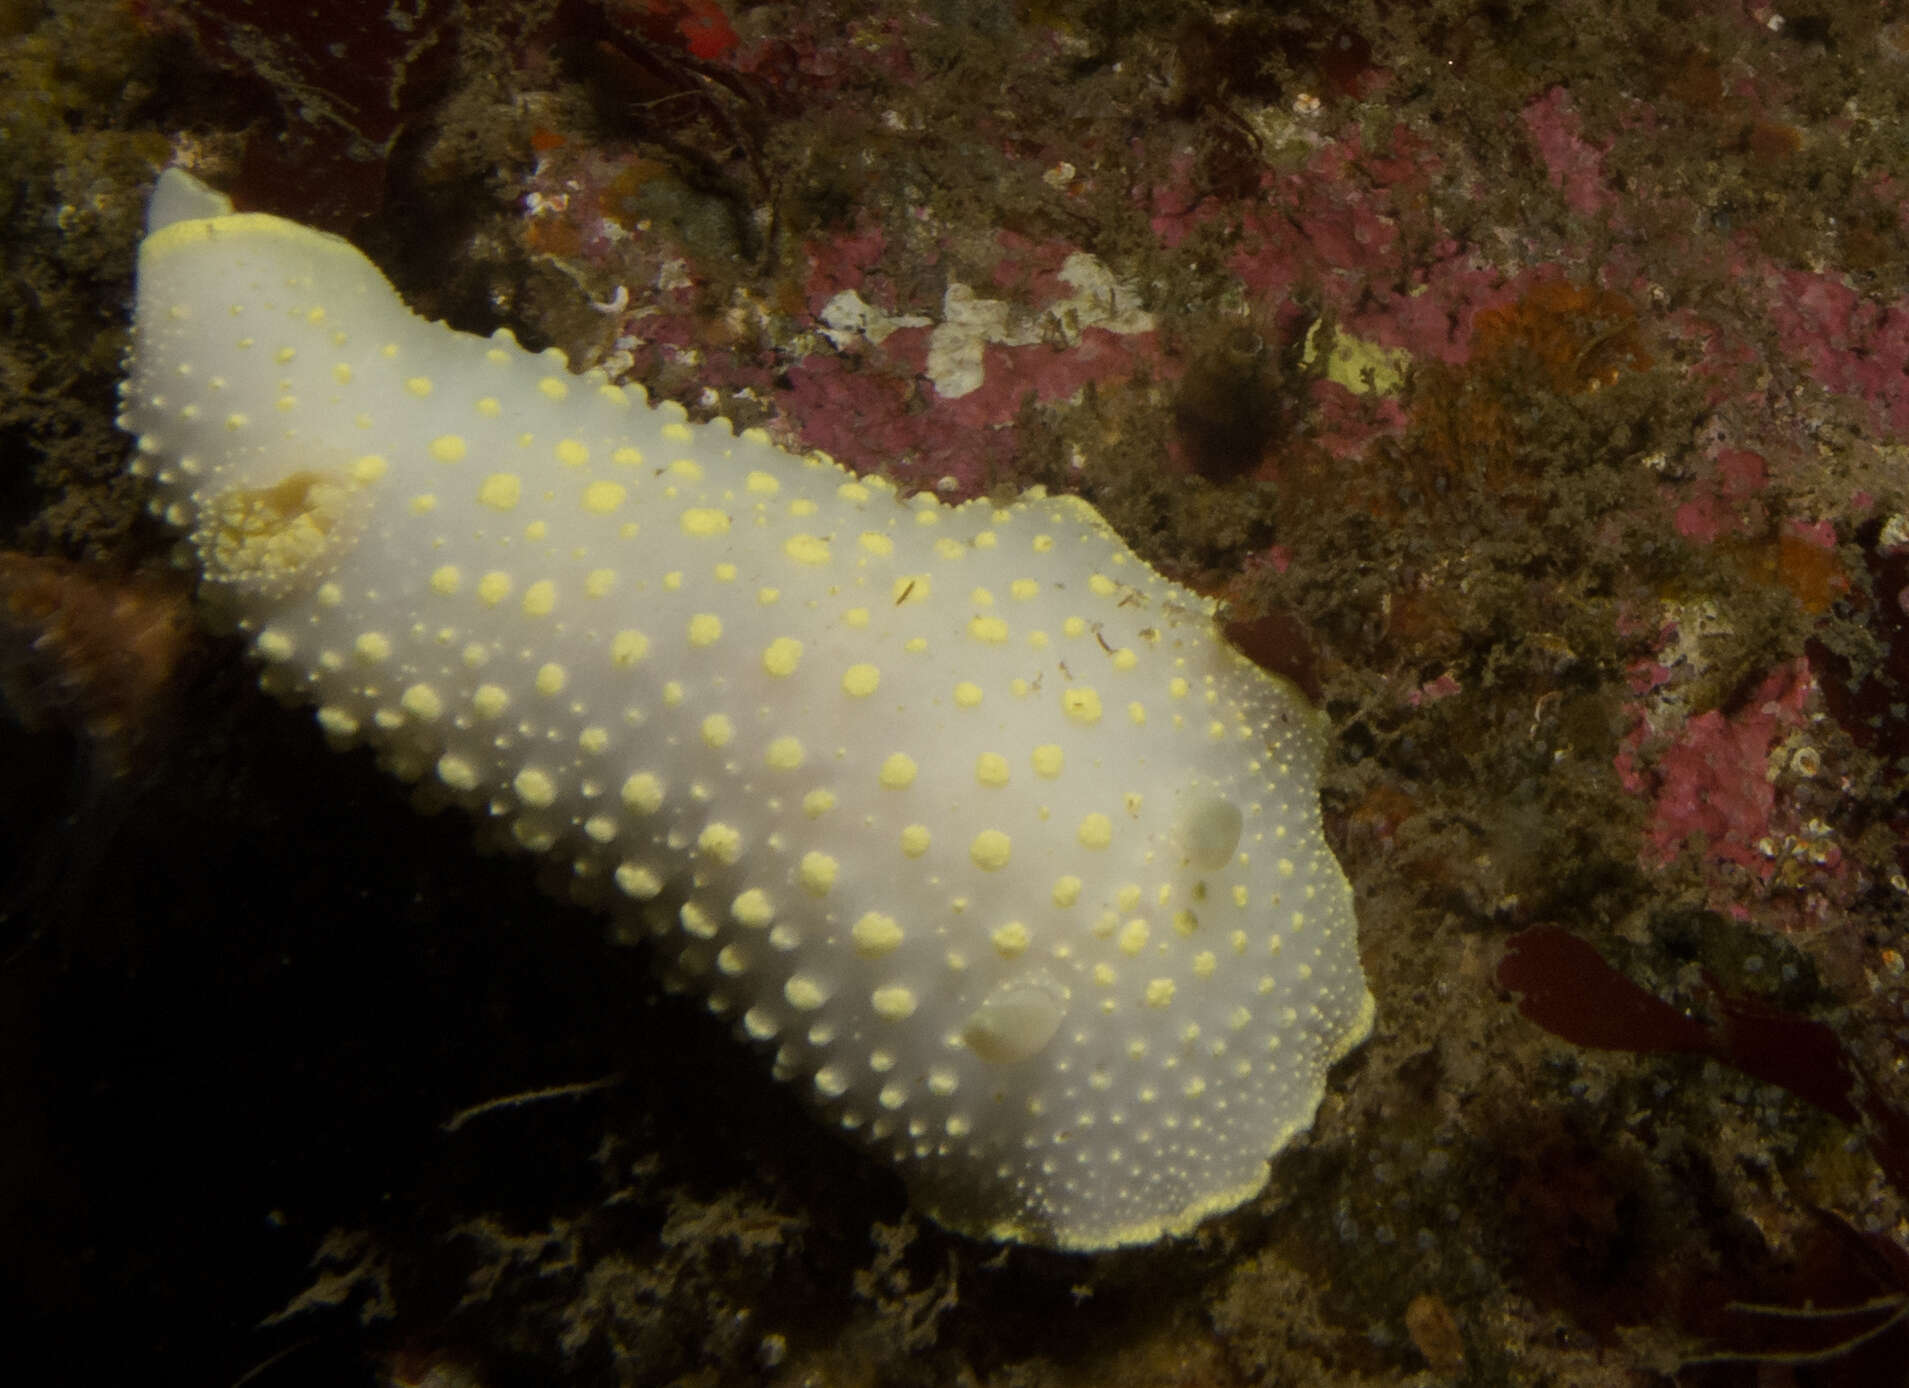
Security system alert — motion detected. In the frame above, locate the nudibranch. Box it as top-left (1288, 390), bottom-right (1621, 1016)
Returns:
top-left (119, 168), bottom-right (1373, 1250)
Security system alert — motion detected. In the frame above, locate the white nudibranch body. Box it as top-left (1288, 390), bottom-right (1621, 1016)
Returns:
top-left (120, 169), bottom-right (1374, 1250)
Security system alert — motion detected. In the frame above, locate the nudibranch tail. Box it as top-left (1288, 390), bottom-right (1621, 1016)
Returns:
top-left (120, 168), bottom-right (1373, 1250)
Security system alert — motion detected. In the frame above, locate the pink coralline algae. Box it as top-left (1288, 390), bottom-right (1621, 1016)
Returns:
top-left (777, 235), bottom-right (1159, 495)
top-left (1615, 658), bottom-right (1847, 923)
top-left (1406, 672), bottom-right (1461, 709)
top-left (535, 140), bottom-right (1163, 495)
top-left (1519, 88), bottom-right (1615, 217)
top-left (1671, 449), bottom-right (1768, 543)
top-left (1762, 267), bottom-right (1909, 438)
top-left (1637, 667), bottom-right (1803, 870)
top-left (1161, 130), bottom-right (1522, 371)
